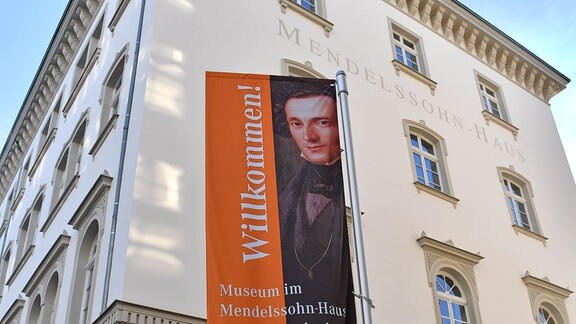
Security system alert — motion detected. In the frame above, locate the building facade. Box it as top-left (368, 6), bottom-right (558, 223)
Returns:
top-left (0, 0), bottom-right (574, 323)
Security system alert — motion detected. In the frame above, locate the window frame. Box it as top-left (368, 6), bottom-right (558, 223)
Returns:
top-left (279, 0), bottom-right (333, 35)
top-left (474, 72), bottom-right (518, 137)
top-left (403, 120), bottom-right (458, 206)
top-left (522, 273), bottom-right (572, 324)
top-left (497, 167), bottom-right (545, 242)
top-left (389, 22), bottom-right (437, 94)
top-left (418, 234), bottom-right (483, 324)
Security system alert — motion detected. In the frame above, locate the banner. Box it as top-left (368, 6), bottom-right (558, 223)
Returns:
top-left (206, 72), bottom-right (356, 324)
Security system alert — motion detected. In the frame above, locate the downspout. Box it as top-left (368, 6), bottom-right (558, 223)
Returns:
top-left (101, 0), bottom-right (147, 311)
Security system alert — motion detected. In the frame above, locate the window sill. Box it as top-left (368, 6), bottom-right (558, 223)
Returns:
top-left (512, 224), bottom-right (548, 245)
top-left (481, 110), bottom-right (519, 139)
top-left (89, 114), bottom-right (119, 156)
top-left (6, 245), bottom-right (34, 286)
top-left (63, 48), bottom-right (101, 116)
top-left (10, 188), bottom-right (25, 213)
top-left (279, 0), bottom-right (334, 37)
top-left (108, 0), bottom-right (131, 32)
top-left (29, 128), bottom-right (57, 178)
top-left (414, 182), bottom-right (459, 208)
top-left (43, 174), bottom-right (80, 232)
top-left (392, 59), bottom-right (437, 95)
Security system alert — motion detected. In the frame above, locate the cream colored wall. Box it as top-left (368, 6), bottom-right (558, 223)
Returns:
top-left (119, 0), bottom-right (576, 322)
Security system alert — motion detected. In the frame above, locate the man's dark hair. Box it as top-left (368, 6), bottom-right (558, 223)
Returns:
top-left (271, 77), bottom-right (336, 138)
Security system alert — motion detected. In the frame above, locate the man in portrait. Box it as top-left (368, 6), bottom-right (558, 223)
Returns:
top-left (271, 76), bottom-right (356, 324)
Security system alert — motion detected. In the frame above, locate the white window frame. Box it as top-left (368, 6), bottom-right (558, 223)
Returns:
top-left (389, 22), bottom-right (437, 94)
top-left (403, 120), bottom-right (458, 206)
top-left (497, 167), bottom-right (545, 242)
top-left (418, 234), bottom-right (483, 324)
top-left (475, 72), bottom-right (518, 136)
top-left (523, 273), bottom-right (572, 324)
top-left (279, 0), bottom-right (333, 35)
top-left (436, 272), bottom-right (470, 324)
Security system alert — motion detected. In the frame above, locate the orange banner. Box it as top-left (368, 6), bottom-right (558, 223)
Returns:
top-left (206, 72), bottom-right (286, 323)
top-left (206, 72), bottom-right (356, 324)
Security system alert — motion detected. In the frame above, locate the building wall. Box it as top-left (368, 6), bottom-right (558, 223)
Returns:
top-left (0, 0), bottom-right (574, 323)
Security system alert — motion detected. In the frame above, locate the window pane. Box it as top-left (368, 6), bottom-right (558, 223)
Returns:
top-left (410, 134), bottom-right (419, 148)
top-left (438, 299), bottom-right (450, 316)
top-left (421, 139), bottom-right (434, 154)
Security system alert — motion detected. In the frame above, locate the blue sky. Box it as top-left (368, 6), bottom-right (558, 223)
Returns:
top-left (1, 1), bottom-right (574, 180)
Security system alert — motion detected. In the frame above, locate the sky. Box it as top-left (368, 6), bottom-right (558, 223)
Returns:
top-left (0, 1), bottom-right (574, 181)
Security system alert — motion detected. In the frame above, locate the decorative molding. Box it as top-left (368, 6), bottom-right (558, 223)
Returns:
top-left (0, 298), bottom-right (24, 323)
top-left (94, 300), bottom-right (206, 324)
top-left (414, 181), bottom-right (459, 207)
top-left (481, 110), bottom-right (519, 139)
top-left (512, 224), bottom-right (548, 245)
top-left (23, 234), bottom-right (70, 296)
top-left (383, 0), bottom-right (568, 103)
top-left (522, 273), bottom-right (572, 323)
top-left (279, 0), bottom-right (334, 37)
top-left (62, 48), bottom-right (102, 116)
top-left (6, 245), bottom-right (35, 286)
top-left (28, 127), bottom-right (58, 178)
top-left (43, 174), bottom-right (80, 232)
top-left (69, 173), bottom-right (113, 229)
top-left (89, 114), bottom-right (119, 156)
top-left (108, 0), bottom-right (132, 32)
top-left (0, 0), bottom-right (104, 202)
top-left (392, 59), bottom-right (438, 95)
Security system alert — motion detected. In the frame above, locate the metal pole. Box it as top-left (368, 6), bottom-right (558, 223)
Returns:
top-left (335, 70), bottom-right (374, 324)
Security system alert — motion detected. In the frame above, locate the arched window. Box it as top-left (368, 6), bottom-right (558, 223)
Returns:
top-left (523, 274), bottom-right (572, 324)
top-left (538, 306), bottom-right (557, 324)
top-left (436, 273), bottom-right (470, 324)
top-left (28, 294), bottom-right (42, 324)
top-left (68, 221), bottom-right (100, 324)
top-left (418, 233), bottom-right (483, 324)
top-left (43, 272), bottom-right (60, 324)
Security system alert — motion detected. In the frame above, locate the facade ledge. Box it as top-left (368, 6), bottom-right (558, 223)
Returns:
top-left (23, 234), bottom-right (71, 296)
top-left (89, 114), bottom-right (119, 156)
top-left (414, 181), bottom-right (459, 207)
top-left (279, 0), bottom-right (334, 37)
top-left (29, 127), bottom-right (57, 178)
top-left (393, 59), bottom-right (437, 95)
top-left (63, 48), bottom-right (101, 116)
top-left (481, 110), bottom-right (519, 139)
top-left (0, 298), bottom-right (24, 323)
top-left (6, 245), bottom-right (35, 286)
top-left (94, 299), bottom-right (206, 324)
top-left (108, 0), bottom-right (131, 32)
top-left (512, 224), bottom-right (548, 245)
top-left (43, 174), bottom-right (80, 232)
top-left (522, 273), bottom-right (573, 299)
top-left (417, 234), bottom-right (483, 265)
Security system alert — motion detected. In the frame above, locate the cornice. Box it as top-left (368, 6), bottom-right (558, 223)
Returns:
top-left (383, 0), bottom-right (569, 102)
top-left (0, 0), bottom-right (103, 203)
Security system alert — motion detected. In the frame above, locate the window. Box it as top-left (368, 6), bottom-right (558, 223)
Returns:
top-left (292, 0), bottom-right (317, 14)
top-left (31, 96), bottom-right (61, 178)
top-left (64, 17), bottom-right (104, 115)
top-left (0, 249), bottom-right (11, 296)
top-left (101, 53), bottom-right (125, 126)
top-left (28, 295), bottom-right (42, 324)
top-left (523, 273), bottom-right (572, 324)
top-left (436, 273), bottom-right (470, 324)
top-left (390, 24), bottom-right (436, 93)
top-left (475, 73), bottom-right (517, 136)
top-left (418, 234), bottom-right (483, 324)
top-left (497, 167), bottom-right (544, 241)
top-left (68, 221), bottom-right (100, 324)
top-left (394, 31), bottom-right (420, 72)
top-left (539, 306), bottom-right (558, 324)
top-left (51, 118), bottom-right (86, 212)
top-left (404, 120), bottom-right (457, 205)
top-left (479, 82), bottom-right (501, 118)
top-left (279, 0), bottom-right (333, 35)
